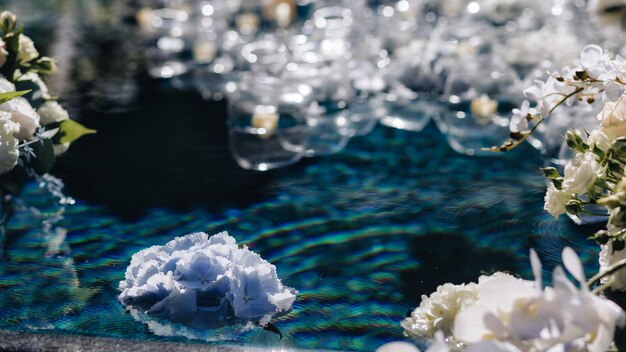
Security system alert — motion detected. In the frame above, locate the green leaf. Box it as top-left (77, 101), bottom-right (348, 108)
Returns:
top-left (0, 89), bottom-right (30, 105)
top-left (30, 138), bottom-right (55, 175)
top-left (541, 167), bottom-right (561, 180)
top-left (57, 119), bottom-right (96, 144)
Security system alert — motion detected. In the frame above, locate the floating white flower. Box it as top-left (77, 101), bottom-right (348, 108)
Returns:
top-left (0, 75), bottom-right (40, 140)
top-left (0, 111), bottom-right (19, 175)
top-left (119, 231), bottom-right (297, 330)
top-left (453, 248), bottom-right (625, 352)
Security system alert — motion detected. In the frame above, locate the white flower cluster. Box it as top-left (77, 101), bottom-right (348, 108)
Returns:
top-left (119, 231), bottom-right (297, 328)
top-left (503, 45), bottom-right (626, 152)
top-left (0, 11), bottom-right (77, 178)
top-left (399, 248), bottom-right (625, 352)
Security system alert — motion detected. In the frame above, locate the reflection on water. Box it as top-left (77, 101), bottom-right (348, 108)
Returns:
top-left (0, 1), bottom-right (603, 351)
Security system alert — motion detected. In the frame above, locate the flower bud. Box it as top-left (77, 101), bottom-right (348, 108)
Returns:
top-left (33, 57), bottom-right (57, 75)
top-left (565, 129), bottom-right (587, 153)
top-left (0, 11), bottom-right (17, 33)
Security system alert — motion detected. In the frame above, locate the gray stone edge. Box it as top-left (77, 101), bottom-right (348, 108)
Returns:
top-left (0, 329), bottom-right (334, 352)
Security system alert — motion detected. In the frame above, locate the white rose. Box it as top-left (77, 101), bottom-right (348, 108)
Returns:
top-left (544, 183), bottom-right (571, 218)
top-left (37, 101), bottom-right (69, 125)
top-left (0, 111), bottom-right (19, 175)
top-left (17, 34), bottom-right (39, 63)
top-left (17, 72), bottom-right (50, 103)
top-left (0, 76), bottom-right (40, 140)
top-left (0, 39), bottom-right (8, 68)
top-left (587, 129), bottom-right (612, 151)
top-left (598, 94), bottom-right (626, 140)
top-left (562, 152), bottom-right (604, 194)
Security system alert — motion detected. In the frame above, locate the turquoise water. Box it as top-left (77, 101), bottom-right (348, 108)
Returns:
top-left (0, 124), bottom-right (599, 351)
top-left (0, 0), bottom-right (604, 351)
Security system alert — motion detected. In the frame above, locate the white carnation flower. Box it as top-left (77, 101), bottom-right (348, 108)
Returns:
top-left (17, 34), bottom-right (39, 63)
top-left (0, 75), bottom-right (40, 140)
top-left (0, 110), bottom-right (19, 175)
top-left (562, 152), bottom-right (604, 194)
top-left (119, 231), bottom-right (297, 329)
top-left (37, 101), bottom-right (69, 125)
top-left (401, 281), bottom-right (478, 339)
top-left (544, 183), bottom-right (571, 218)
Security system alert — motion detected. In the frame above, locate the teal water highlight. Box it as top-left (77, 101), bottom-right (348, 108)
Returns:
top-left (0, 124), bottom-right (600, 351)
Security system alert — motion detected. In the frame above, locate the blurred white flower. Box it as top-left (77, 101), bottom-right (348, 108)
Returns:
top-left (17, 34), bottom-right (38, 63)
top-left (119, 231), bottom-right (297, 328)
top-left (376, 332), bottom-right (450, 352)
top-left (453, 248), bottom-right (625, 352)
top-left (0, 75), bottom-right (40, 139)
top-left (562, 152), bottom-right (604, 194)
top-left (0, 110), bottom-right (19, 175)
top-left (37, 101), bottom-right (69, 125)
top-left (599, 237), bottom-right (626, 291)
top-left (376, 341), bottom-right (421, 352)
top-left (510, 100), bottom-right (537, 133)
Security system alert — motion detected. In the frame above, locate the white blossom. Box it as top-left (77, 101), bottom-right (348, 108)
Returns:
top-left (0, 75), bottom-right (40, 140)
top-left (0, 110), bottom-right (19, 175)
top-left (0, 39), bottom-right (7, 69)
top-left (17, 34), bottom-right (38, 63)
top-left (401, 281), bottom-right (478, 339)
top-left (510, 100), bottom-right (536, 133)
top-left (562, 152), bottom-right (604, 194)
top-left (587, 129), bottom-right (612, 151)
top-left (119, 231), bottom-right (297, 328)
top-left (37, 101), bottom-right (69, 125)
top-left (453, 248), bottom-right (625, 352)
top-left (597, 93), bottom-right (626, 140)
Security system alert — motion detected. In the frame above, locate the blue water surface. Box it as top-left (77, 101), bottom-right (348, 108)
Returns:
top-left (0, 123), bottom-right (599, 351)
top-left (0, 0), bottom-right (603, 350)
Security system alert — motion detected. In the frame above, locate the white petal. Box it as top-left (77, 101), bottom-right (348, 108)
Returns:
top-left (530, 249), bottom-right (542, 290)
top-left (562, 247), bottom-right (586, 285)
top-left (376, 342), bottom-right (421, 352)
top-left (580, 45), bottom-right (603, 68)
top-left (453, 304), bottom-right (493, 343)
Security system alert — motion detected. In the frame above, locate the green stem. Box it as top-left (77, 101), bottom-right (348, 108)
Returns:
top-left (587, 257), bottom-right (626, 288)
top-left (488, 87), bottom-right (585, 152)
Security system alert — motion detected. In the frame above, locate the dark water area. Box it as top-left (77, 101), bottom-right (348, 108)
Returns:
top-left (0, 1), bottom-right (606, 351)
